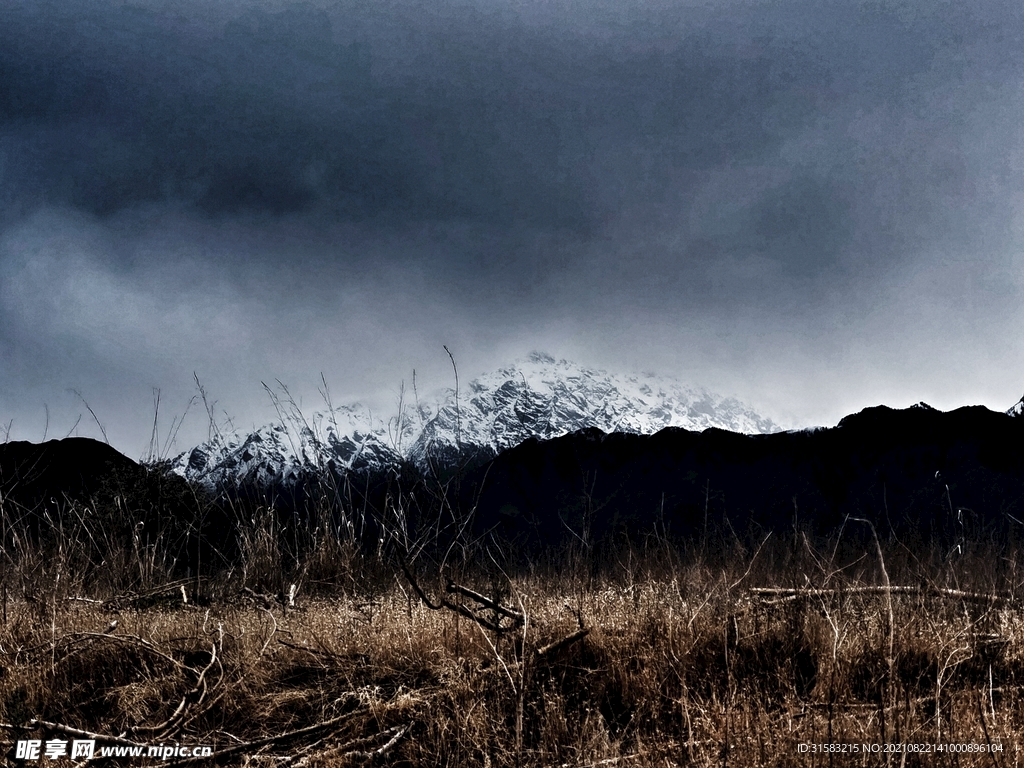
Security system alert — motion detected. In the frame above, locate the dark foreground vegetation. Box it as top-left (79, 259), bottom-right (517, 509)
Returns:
top-left (3, 405), bottom-right (1024, 765)
top-left (1, 504), bottom-right (1023, 764)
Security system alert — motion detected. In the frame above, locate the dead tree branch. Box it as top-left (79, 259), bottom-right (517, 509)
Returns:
top-left (446, 581), bottom-right (525, 625)
top-left (749, 585), bottom-right (1012, 604)
top-left (162, 708), bottom-right (366, 766)
top-left (537, 628), bottom-right (590, 658)
top-left (28, 719), bottom-right (146, 748)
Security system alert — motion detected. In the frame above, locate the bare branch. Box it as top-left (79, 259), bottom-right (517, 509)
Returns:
top-left (749, 585), bottom-right (1012, 604)
top-left (29, 719), bottom-right (146, 747)
top-left (537, 628), bottom-right (590, 658)
top-left (446, 581), bottom-right (525, 625)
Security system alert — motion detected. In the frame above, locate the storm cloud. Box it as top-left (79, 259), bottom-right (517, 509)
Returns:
top-left (2, 0), bottom-right (1024, 456)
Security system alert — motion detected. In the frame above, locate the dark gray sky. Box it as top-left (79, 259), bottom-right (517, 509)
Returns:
top-left (3, 0), bottom-right (1024, 458)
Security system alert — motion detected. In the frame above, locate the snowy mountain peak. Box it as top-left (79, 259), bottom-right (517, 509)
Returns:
top-left (407, 354), bottom-right (778, 465)
top-left (171, 355), bottom-right (780, 488)
top-left (1009, 394), bottom-right (1024, 418)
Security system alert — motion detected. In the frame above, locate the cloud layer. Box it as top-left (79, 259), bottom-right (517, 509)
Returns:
top-left (2, 0), bottom-right (1024, 455)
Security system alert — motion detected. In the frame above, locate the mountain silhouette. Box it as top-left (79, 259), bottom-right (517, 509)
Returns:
top-left (0, 437), bottom-right (227, 566)
top-left (0, 437), bottom-right (141, 512)
top-left (5, 402), bottom-right (1024, 564)
top-left (456, 404), bottom-right (1024, 552)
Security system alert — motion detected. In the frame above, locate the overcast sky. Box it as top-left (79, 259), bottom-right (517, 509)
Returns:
top-left (2, 0), bottom-right (1024, 458)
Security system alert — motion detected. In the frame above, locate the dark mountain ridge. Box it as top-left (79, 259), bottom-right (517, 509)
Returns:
top-left (0, 437), bottom-right (141, 512)
top-left (457, 403), bottom-right (1024, 551)
top-left (3, 403), bottom-right (1023, 565)
top-left (0, 437), bottom-right (222, 567)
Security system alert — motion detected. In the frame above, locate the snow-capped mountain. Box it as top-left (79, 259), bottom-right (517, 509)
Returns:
top-left (406, 353), bottom-right (778, 466)
top-left (174, 402), bottom-right (412, 488)
top-left (1009, 394), bottom-right (1024, 418)
top-left (171, 353), bottom-right (780, 488)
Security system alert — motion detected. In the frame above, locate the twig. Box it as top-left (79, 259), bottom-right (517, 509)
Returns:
top-left (76, 632), bottom-right (193, 671)
top-left (397, 558), bottom-right (443, 611)
top-left (342, 723), bottom-right (411, 761)
top-left (728, 532), bottom-right (772, 590)
top-left (135, 640), bottom-right (221, 739)
top-left (398, 558), bottom-right (517, 633)
top-left (162, 708), bottom-right (366, 766)
top-left (28, 719), bottom-right (145, 747)
top-left (69, 390), bottom-right (109, 445)
top-left (978, 690), bottom-right (1003, 768)
top-left (748, 585), bottom-right (1012, 604)
top-left (472, 617), bottom-right (516, 688)
top-left (443, 345), bottom-right (461, 448)
top-left (242, 586), bottom-right (278, 611)
top-left (0, 723), bottom-right (35, 732)
top-left (446, 582), bottom-right (525, 625)
top-left (258, 607), bottom-right (278, 658)
top-left (537, 628), bottom-right (590, 657)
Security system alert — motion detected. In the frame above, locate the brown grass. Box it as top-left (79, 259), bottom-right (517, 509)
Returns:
top-left (1, 523), bottom-right (1023, 766)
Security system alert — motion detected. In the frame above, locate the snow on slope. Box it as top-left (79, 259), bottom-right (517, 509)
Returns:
top-left (406, 353), bottom-right (778, 466)
top-left (172, 353), bottom-right (780, 488)
top-left (1009, 394), bottom-right (1024, 418)
top-left (174, 402), bottom-right (412, 487)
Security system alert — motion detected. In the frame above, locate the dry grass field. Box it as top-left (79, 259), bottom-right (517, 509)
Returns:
top-left (1, 494), bottom-right (1024, 768)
